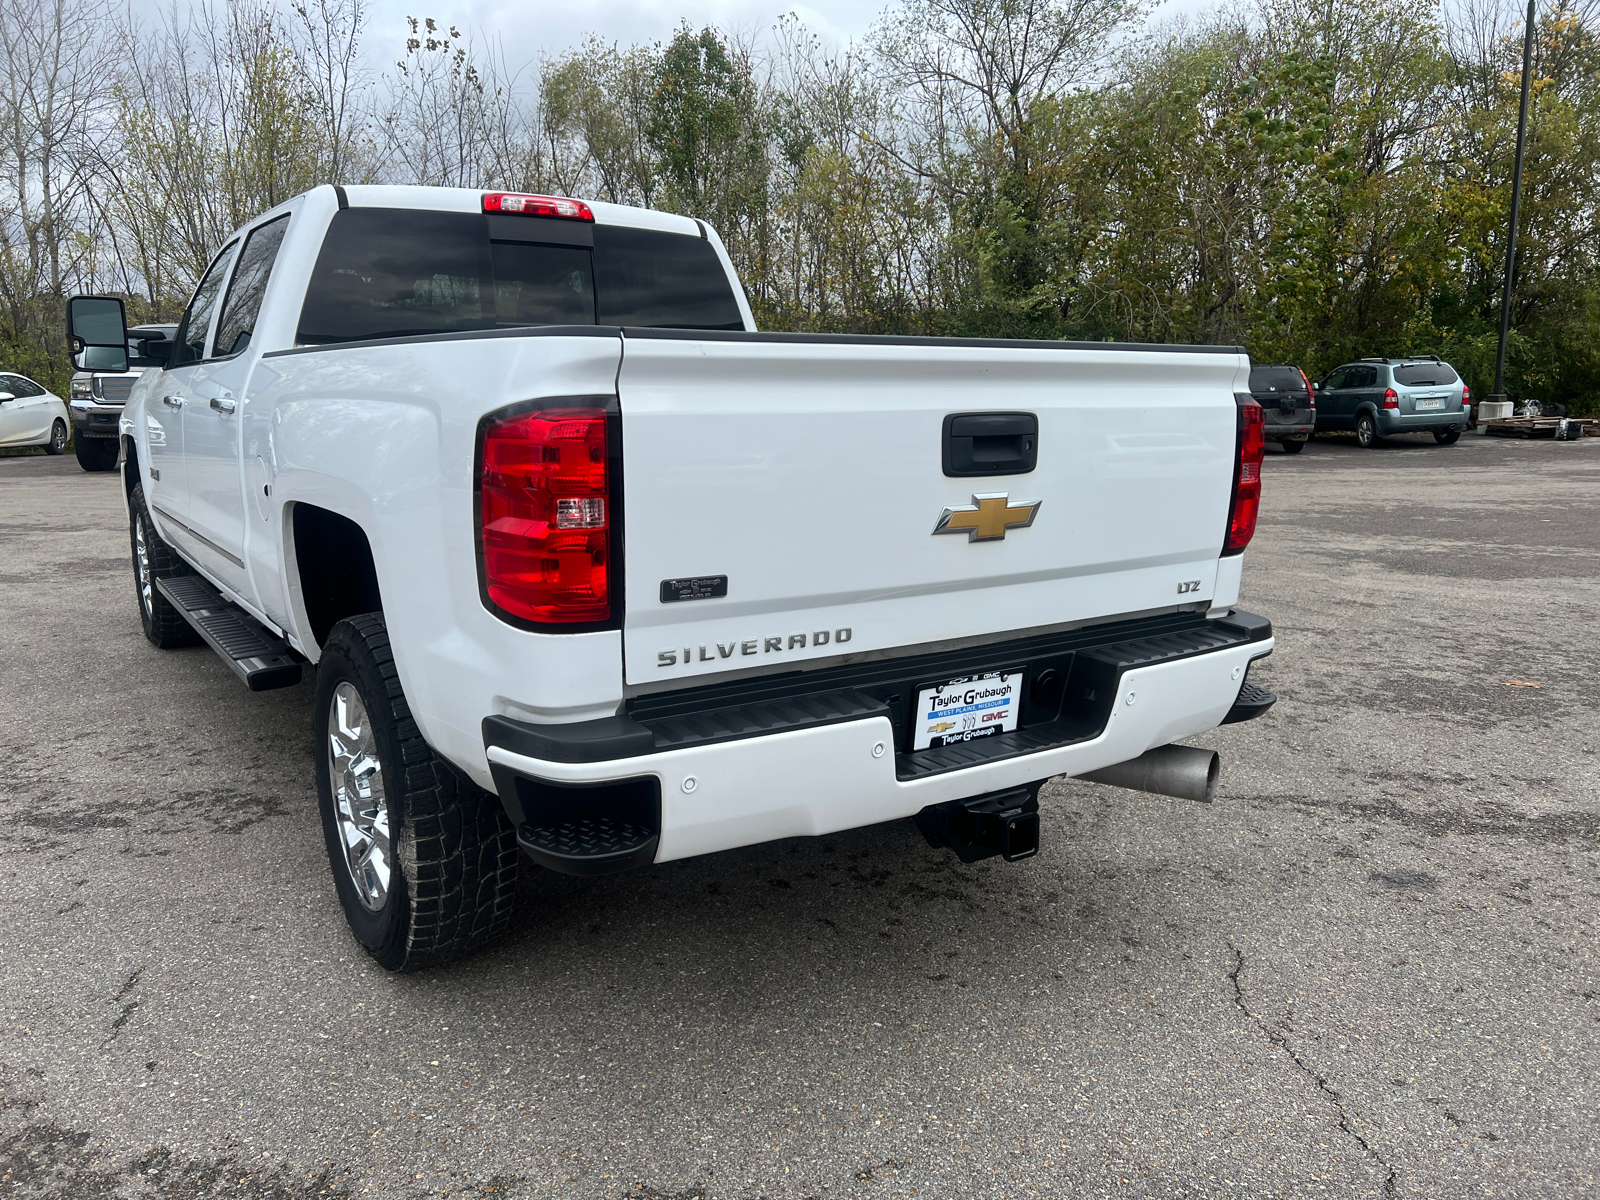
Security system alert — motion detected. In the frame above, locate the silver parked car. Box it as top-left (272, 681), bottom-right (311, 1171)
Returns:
top-left (1312, 357), bottom-right (1471, 448)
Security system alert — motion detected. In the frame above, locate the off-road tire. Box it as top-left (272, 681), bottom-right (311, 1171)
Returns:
top-left (129, 483), bottom-right (201, 648)
top-left (75, 436), bottom-right (118, 471)
top-left (313, 613), bottom-right (519, 971)
top-left (44, 420), bottom-right (68, 455)
top-left (1433, 429), bottom-right (1460, 445)
top-left (1279, 437), bottom-right (1305, 454)
top-left (1355, 412), bottom-right (1381, 448)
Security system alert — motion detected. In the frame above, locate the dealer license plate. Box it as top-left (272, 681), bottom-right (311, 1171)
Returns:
top-left (912, 671), bottom-right (1024, 750)
top-left (1415, 396), bottom-right (1443, 410)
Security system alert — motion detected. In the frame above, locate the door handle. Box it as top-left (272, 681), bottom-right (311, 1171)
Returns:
top-left (210, 396), bottom-right (236, 415)
top-left (162, 394), bottom-right (184, 408)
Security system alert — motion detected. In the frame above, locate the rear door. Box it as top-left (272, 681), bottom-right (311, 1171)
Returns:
top-left (616, 334), bottom-right (1245, 685)
top-left (1351, 365), bottom-right (1382, 416)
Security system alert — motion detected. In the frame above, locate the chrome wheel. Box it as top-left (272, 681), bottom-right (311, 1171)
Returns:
top-left (327, 683), bottom-right (392, 911)
top-left (51, 423), bottom-right (66, 452)
top-left (134, 516), bottom-right (152, 616)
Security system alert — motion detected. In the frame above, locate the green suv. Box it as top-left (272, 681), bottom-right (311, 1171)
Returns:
top-left (1312, 357), bottom-right (1471, 448)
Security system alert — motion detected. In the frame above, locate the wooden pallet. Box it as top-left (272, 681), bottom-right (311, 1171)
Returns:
top-left (1479, 416), bottom-right (1599, 438)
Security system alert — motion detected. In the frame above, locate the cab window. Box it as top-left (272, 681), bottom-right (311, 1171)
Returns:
top-left (214, 215), bottom-right (290, 357)
top-left (173, 243), bottom-right (238, 366)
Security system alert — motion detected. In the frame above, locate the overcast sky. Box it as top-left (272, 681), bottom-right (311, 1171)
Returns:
top-left (345, 0), bottom-right (1213, 76)
top-left (119, 0), bottom-right (1216, 80)
top-left (358, 0), bottom-right (879, 63)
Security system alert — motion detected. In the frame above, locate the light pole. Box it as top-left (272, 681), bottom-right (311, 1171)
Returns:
top-left (1487, 0), bottom-right (1538, 409)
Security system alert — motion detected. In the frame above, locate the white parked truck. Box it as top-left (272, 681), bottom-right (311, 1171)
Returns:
top-left (68, 185), bottom-right (1276, 970)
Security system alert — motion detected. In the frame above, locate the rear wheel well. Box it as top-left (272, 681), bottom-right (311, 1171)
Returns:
top-left (292, 504), bottom-right (382, 650)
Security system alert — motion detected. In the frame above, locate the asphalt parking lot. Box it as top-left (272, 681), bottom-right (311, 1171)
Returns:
top-left (2, 431), bottom-right (1597, 1199)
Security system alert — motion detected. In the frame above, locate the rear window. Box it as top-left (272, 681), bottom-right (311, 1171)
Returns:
top-left (1392, 363), bottom-right (1460, 386)
top-left (1249, 366), bottom-right (1305, 393)
top-left (594, 225), bottom-right (743, 329)
top-left (295, 208), bottom-right (742, 345)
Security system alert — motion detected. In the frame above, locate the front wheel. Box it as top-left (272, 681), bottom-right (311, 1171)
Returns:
top-left (314, 613), bottom-right (519, 971)
top-left (1355, 412), bottom-right (1381, 448)
top-left (44, 420), bottom-right (67, 455)
top-left (1279, 437), bottom-right (1306, 455)
top-left (75, 436), bottom-right (118, 471)
top-left (129, 483), bottom-right (201, 648)
top-left (1434, 429), bottom-right (1461, 445)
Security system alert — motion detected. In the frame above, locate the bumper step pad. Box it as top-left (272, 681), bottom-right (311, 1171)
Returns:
top-left (155, 575), bottom-right (302, 691)
top-left (517, 818), bottom-right (659, 876)
top-left (1222, 680), bottom-right (1277, 725)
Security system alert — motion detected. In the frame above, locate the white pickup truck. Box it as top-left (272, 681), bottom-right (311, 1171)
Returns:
top-left (68, 185), bottom-right (1276, 970)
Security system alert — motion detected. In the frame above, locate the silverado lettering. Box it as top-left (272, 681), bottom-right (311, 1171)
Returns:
top-left (656, 627), bottom-right (855, 667)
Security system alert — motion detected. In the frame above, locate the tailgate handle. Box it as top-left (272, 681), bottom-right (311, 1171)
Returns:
top-left (942, 412), bottom-right (1038, 477)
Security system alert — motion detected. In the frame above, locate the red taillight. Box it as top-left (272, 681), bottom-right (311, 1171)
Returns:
top-left (480, 407), bottom-right (610, 624)
top-left (1300, 369), bottom-right (1315, 408)
top-left (1462, 384), bottom-right (1471, 405)
top-left (482, 192), bottom-right (594, 221)
top-left (1382, 387), bottom-right (1399, 409)
top-left (1224, 401), bottom-right (1264, 554)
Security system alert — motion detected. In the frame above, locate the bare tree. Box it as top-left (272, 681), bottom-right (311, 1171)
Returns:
top-left (874, 0), bottom-right (1144, 177)
top-left (380, 17), bottom-right (507, 187)
top-left (292, 0), bottom-right (371, 181)
top-left (0, 0), bottom-right (121, 366)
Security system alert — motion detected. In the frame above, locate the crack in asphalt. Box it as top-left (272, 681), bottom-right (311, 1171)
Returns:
top-left (112, 967), bottom-right (143, 1002)
top-left (1227, 944), bottom-right (1398, 1197)
top-left (101, 967), bottom-right (144, 1048)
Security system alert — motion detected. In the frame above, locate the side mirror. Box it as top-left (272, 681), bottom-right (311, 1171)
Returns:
top-left (1311, 381), bottom-right (1321, 391)
top-left (131, 337), bottom-right (172, 369)
top-left (67, 296), bottom-right (129, 373)
top-left (0, 391), bottom-right (15, 404)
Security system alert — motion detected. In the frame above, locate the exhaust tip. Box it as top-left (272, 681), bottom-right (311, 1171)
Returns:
top-left (1077, 744), bottom-right (1221, 803)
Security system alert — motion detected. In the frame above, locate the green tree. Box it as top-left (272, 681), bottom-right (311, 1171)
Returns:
top-left (647, 26), bottom-right (767, 258)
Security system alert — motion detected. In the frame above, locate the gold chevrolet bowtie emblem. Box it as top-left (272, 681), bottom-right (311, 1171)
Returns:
top-left (932, 492), bottom-right (1042, 542)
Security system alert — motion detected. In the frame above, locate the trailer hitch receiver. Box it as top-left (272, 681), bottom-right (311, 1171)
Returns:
top-left (915, 784), bottom-right (1041, 863)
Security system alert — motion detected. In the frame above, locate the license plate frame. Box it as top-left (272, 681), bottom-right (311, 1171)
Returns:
top-left (1414, 396), bottom-right (1444, 411)
top-left (911, 669), bottom-right (1025, 751)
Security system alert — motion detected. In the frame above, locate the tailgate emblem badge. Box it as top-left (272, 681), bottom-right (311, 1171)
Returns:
top-left (933, 493), bottom-right (1041, 542)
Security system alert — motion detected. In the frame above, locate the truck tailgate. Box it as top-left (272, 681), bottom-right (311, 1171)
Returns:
top-left (617, 332), bottom-right (1246, 686)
